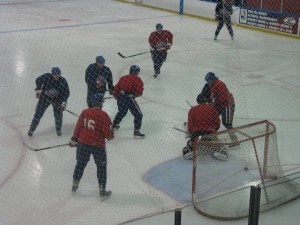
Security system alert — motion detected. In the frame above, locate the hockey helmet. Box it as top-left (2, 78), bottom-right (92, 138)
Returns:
top-left (51, 67), bottom-right (61, 75)
top-left (129, 65), bottom-right (140, 75)
top-left (96, 56), bottom-right (105, 64)
top-left (205, 72), bottom-right (217, 81)
top-left (91, 93), bottom-right (104, 106)
top-left (156, 23), bottom-right (163, 30)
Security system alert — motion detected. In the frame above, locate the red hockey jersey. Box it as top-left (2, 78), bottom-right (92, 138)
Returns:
top-left (73, 108), bottom-right (113, 148)
top-left (113, 74), bottom-right (144, 98)
top-left (210, 79), bottom-right (234, 109)
top-left (188, 103), bottom-right (220, 133)
top-left (148, 30), bottom-right (173, 51)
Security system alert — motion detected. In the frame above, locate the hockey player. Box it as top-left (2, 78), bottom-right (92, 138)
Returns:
top-left (27, 67), bottom-right (70, 136)
top-left (198, 72), bottom-right (238, 145)
top-left (148, 23), bottom-right (173, 78)
top-left (214, 0), bottom-right (234, 40)
top-left (182, 94), bottom-right (220, 160)
top-left (85, 55), bottom-right (114, 108)
top-left (69, 93), bottom-right (114, 199)
top-left (111, 65), bottom-right (145, 138)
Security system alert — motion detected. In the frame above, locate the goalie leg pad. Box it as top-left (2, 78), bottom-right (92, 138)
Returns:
top-left (212, 147), bottom-right (228, 161)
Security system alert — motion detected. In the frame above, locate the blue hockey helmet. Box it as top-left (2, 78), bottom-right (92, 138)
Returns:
top-left (129, 65), bottom-right (140, 75)
top-left (51, 67), bottom-right (61, 75)
top-left (91, 93), bottom-right (104, 107)
top-left (205, 72), bottom-right (217, 81)
top-left (96, 56), bottom-right (105, 64)
top-left (156, 23), bottom-right (163, 30)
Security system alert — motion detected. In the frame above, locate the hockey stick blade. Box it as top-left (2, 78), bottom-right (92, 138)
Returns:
top-left (173, 126), bottom-right (189, 134)
top-left (23, 142), bottom-right (69, 151)
top-left (117, 52), bottom-right (126, 58)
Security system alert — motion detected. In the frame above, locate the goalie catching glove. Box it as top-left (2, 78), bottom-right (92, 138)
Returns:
top-left (69, 137), bottom-right (78, 147)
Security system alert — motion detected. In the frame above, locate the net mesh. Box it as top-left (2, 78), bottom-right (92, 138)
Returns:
top-left (192, 120), bottom-right (300, 220)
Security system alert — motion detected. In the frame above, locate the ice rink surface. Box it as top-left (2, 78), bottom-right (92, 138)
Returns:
top-left (0, 0), bottom-right (300, 224)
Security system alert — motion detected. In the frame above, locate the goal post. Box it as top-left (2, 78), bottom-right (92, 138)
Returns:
top-left (192, 120), bottom-right (300, 220)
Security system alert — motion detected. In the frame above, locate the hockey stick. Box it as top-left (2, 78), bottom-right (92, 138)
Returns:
top-left (118, 48), bottom-right (166, 59)
top-left (105, 96), bottom-right (114, 99)
top-left (118, 51), bottom-right (150, 58)
top-left (65, 109), bottom-right (79, 117)
top-left (44, 98), bottom-right (80, 117)
top-left (173, 126), bottom-right (189, 135)
top-left (23, 142), bottom-right (69, 151)
top-left (186, 100), bottom-right (192, 108)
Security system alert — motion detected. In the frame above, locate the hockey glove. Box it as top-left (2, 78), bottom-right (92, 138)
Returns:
top-left (214, 14), bottom-right (220, 21)
top-left (69, 137), bottom-right (78, 147)
top-left (61, 102), bottom-right (67, 111)
top-left (35, 89), bottom-right (43, 98)
top-left (109, 89), bottom-right (114, 95)
top-left (166, 43), bottom-right (172, 49)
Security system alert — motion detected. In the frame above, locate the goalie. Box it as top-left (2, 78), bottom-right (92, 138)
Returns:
top-left (182, 94), bottom-right (220, 160)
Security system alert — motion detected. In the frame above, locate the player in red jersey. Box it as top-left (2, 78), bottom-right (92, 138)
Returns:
top-left (148, 23), bottom-right (173, 78)
top-left (69, 93), bottom-right (114, 199)
top-left (198, 72), bottom-right (238, 145)
top-left (182, 94), bottom-right (220, 159)
top-left (111, 65), bottom-right (145, 138)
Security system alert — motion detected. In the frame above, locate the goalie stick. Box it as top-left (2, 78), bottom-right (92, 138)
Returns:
top-left (23, 142), bottom-right (69, 151)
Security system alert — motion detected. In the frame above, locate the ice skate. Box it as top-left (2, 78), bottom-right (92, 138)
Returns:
top-left (153, 73), bottom-right (159, 78)
top-left (28, 130), bottom-right (33, 137)
top-left (100, 188), bottom-right (112, 201)
top-left (231, 35), bottom-right (234, 40)
top-left (111, 124), bottom-right (120, 131)
top-left (214, 35), bottom-right (217, 41)
top-left (72, 181), bottom-right (79, 192)
top-left (133, 129), bottom-right (145, 138)
top-left (56, 130), bottom-right (62, 136)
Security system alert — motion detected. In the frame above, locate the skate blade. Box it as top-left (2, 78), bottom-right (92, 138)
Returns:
top-left (133, 136), bottom-right (145, 139)
top-left (100, 195), bottom-right (111, 201)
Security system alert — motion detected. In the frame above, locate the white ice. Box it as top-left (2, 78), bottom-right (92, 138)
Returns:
top-left (0, 0), bottom-right (300, 224)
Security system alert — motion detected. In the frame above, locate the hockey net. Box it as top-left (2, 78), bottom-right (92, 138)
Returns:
top-left (192, 120), bottom-right (300, 220)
